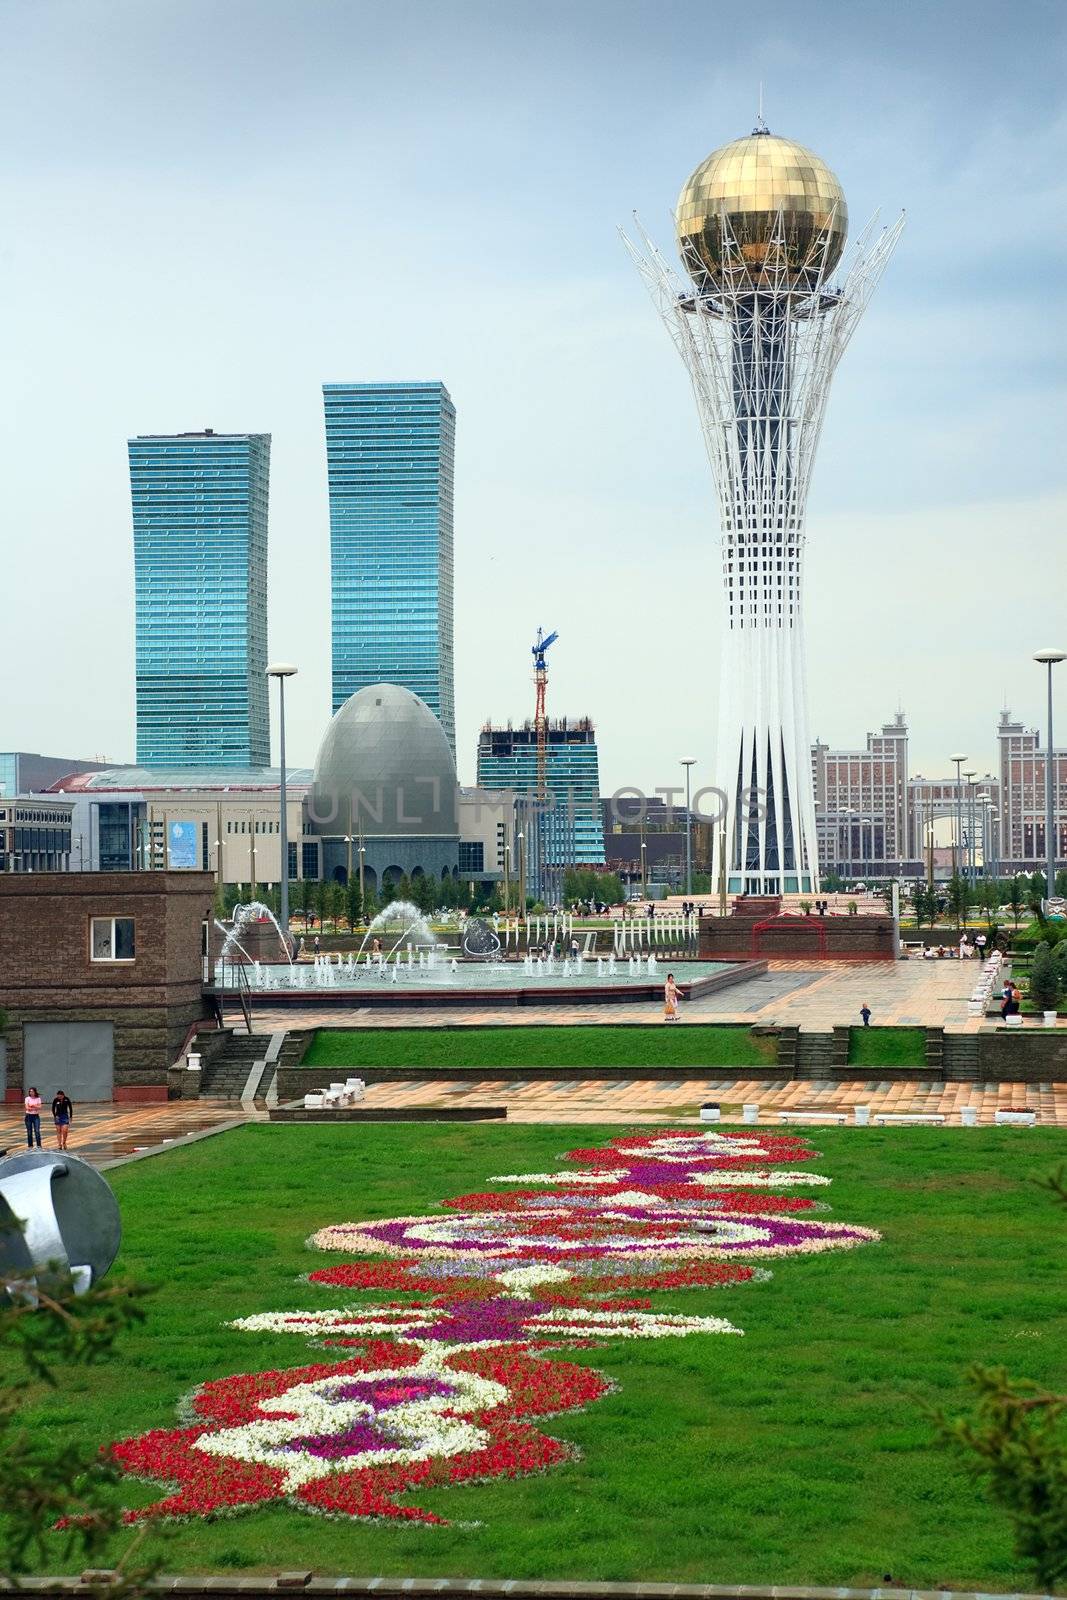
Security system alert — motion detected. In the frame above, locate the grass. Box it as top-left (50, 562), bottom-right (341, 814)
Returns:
top-left (301, 1024), bottom-right (778, 1070)
top-left (847, 1026), bottom-right (927, 1067)
top-left (9, 1122), bottom-right (1066, 1588)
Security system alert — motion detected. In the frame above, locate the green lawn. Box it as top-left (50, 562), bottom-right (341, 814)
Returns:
top-left (847, 1026), bottom-right (927, 1067)
top-left (301, 1024), bottom-right (777, 1070)
top-left (10, 1123), bottom-right (1066, 1588)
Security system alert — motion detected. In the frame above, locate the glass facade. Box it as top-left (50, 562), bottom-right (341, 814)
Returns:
top-left (476, 720), bottom-right (605, 867)
top-left (324, 383), bottom-right (455, 750)
top-left (129, 431), bottom-right (270, 768)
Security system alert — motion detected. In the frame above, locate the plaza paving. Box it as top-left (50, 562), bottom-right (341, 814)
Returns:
top-left (242, 957), bottom-right (990, 1033)
top-left (3, 1072), bottom-right (1064, 1167)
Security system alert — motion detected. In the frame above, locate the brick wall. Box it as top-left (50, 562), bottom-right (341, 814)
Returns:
top-left (697, 915), bottom-right (895, 962)
top-left (0, 872), bottom-right (215, 1099)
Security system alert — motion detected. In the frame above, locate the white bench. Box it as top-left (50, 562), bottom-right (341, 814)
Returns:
top-left (777, 1110), bottom-right (849, 1125)
top-left (995, 1109), bottom-right (1037, 1127)
top-left (873, 1113), bottom-right (945, 1126)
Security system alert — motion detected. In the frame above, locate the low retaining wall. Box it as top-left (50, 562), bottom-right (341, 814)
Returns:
top-left (271, 1105), bottom-right (507, 1123)
top-left (4, 1576), bottom-right (1049, 1600)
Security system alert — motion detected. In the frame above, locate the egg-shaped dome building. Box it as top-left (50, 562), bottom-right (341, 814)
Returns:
top-left (309, 683), bottom-right (459, 890)
top-left (675, 128), bottom-right (847, 290)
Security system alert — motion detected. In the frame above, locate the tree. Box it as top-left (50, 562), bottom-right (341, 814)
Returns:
top-left (911, 881), bottom-right (935, 929)
top-left (1007, 875), bottom-right (1027, 929)
top-left (1029, 942), bottom-right (1060, 1013)
top-left (946, 872), bottom-right (974, 931)
top-left (396, 873), bottom-right (413, 905)
top-left (976, 878), bottom-right (1002, 934)
top-left (822, 871), bottom-right (845, 892)
top-left (345, 881), bottom-right (363, 932)
top-left (0, 1259), bottom-right (153, 1583)
top-left (380, 878), bottom-right (396, 906)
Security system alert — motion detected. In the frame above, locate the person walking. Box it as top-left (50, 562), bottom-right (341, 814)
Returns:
top-left (663, 971), bottom-right (681, 1023)
top-left (23, 1086), bottom-right (42, 1149)
top-left (51, 1089), bottom-right (73, 1150)
top-left (860, 1004), bottom-right (872, 1028)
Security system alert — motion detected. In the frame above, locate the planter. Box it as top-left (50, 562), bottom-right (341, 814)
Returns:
top-left (1043, 1010), bottom-right (1058, 1029)
top-left (1005, 1014), bottom-right (1023, 1028)
top-left (960, 1105), bottom-right (979, 1126)
top-left (699, 1104), bottom-right (720, 1123)
top-left (994, 1108), bottom-right (1037, 1126)
top-left (853, 1104), bottom-right (870, 1126)
top-left (742, 1102), bottom-right (759, 1124)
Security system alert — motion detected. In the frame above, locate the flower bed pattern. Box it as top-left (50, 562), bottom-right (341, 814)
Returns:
top-left (108, 1129), bottom-right (879, 1526)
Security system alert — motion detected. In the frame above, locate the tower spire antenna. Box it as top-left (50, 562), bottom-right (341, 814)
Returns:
top-left (754, 81), bottom-right (769, 134)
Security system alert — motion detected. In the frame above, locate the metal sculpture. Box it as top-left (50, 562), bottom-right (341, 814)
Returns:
top-left (0, 1150), bottom-right (121, 1302)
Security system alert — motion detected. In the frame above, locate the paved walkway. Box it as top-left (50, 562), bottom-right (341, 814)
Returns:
top-left (0, 1101), bottom-right (246, 1168)
top-left (4, 1074), bottom-right (1061, 1169)
top-left (239, 958), bottom-right (986, 1034)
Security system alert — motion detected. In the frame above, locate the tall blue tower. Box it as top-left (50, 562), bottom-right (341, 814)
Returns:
top-left (323, 382), bottom-right (456, 752)
top-left (129, 430), bottom-right (270, 768)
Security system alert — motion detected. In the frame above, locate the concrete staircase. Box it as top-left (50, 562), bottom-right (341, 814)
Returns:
top-left (942, 1034), bottom-right (979, 1080)
top-left (793, 1031), bottom-right (835, 1075)
top-left (200, 1034), bottom-right (274, 1101)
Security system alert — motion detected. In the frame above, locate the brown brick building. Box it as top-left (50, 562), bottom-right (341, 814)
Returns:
top-left (0, 872), bottom-right (214, 1103)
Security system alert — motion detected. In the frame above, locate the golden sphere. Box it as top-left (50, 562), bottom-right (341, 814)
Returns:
top-left (675, 130), bottom-right (847, 289)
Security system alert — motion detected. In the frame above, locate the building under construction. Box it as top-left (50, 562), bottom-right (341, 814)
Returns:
top-left (475, 718), bottom-right (606, 895)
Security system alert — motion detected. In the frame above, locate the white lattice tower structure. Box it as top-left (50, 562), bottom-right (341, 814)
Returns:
top-left (625, 128), bottom-right (902, 896)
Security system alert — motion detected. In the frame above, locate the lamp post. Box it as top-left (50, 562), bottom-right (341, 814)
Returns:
top-left (267, 662), bottom-right (298, 942)
top-left (358, 837), bottom-right (366, 906)
top-left (517, 829), bottom-right (525, 925)
top-left (1034, 649), bottom-right (1066, 901)
top-left (950, 754), bottom-right (967, 884)
top-left (213, 836), bottom-right (224, 889)
top-left (963, 770), bottom-right (977, 883)
top-left (640, 836), bottom-right (647, 899)
top-left (680, 758), bottom-right (697, 896)
top-left (503, 844), bottom-right (512, 914)
top-left (344, 834), bottom-right (353, 888)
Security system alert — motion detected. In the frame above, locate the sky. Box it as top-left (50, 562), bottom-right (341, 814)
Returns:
top-left (1, 0), bottom-right (1065, 793)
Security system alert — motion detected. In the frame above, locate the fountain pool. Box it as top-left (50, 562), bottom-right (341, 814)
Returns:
top-left (207, 950), bottom-right (762, 1010)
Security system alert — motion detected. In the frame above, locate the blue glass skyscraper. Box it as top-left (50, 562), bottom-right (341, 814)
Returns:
top-left (324, 383), bottom-right (455, 751)
top-left (129, 430), bottom-right (270, 768)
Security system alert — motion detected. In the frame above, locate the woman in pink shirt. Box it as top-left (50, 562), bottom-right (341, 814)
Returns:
top-left (23, 1087), bottom-right (42, 1149)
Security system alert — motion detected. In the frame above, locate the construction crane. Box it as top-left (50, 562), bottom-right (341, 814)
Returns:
top-left (531, 627), bottom-right (558, 800)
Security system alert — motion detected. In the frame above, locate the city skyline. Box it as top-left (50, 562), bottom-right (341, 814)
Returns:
top-left (2, 1), bottom-right (1065, 788)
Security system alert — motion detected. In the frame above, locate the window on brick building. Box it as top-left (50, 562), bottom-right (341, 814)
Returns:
top-left (90, 916), bottom-right (136, 962)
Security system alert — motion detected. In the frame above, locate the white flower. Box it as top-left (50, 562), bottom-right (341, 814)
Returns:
top-left (194, 1350), bottom-right (507, 1491)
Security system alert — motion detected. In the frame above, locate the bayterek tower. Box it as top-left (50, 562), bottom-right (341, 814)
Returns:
top-left (627, 122), bottom-right (902, 896)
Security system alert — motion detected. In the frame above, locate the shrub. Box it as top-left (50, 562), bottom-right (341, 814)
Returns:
top-left (1029, 943), bottom-right (1061, 1013)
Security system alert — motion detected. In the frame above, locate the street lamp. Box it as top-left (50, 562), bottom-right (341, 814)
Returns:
top-left (680, 758), bottom-right (697, 896)
top-left (516, 829), bottom-right (525, 923)
top-left (267, 662), bottom-right (298, 943)
top-left (949, 754), bottom-right (967, 884)
top-left (358, 837), bottom-right (366, 905)
top-left (640, 836), bottom-right (647, 898)
top-left (344, 834), bottom-right (353, 887)
top-left (213, 836), bottom-right (224, 887)
top-left (1034, 650), bottom-right (1066, 900)
top-left (963, 771), bottom-right (977, 883)
top-left (503, 843), bottom-right (512, 914)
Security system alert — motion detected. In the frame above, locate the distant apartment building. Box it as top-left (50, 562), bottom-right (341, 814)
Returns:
top-left (324, 383), bottom-right (456, 750)
top-left (997, 708), bottom-right (1067, 870)
top-left (476, 719), bottom-right (606, 873)
top-left (129, 430), bottom-right (270, 768)
top-left (811, 713), bottom-right (910, 878)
